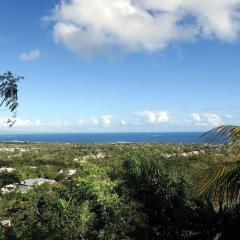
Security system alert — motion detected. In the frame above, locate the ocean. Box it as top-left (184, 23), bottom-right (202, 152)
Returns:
top-left (0, 132), bottom-right (206, 143)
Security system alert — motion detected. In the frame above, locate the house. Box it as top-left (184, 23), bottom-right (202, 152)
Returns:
top-left (1, 178), bottom-right (56, 194)
top-left (18, 178), bottom-right (56, 193)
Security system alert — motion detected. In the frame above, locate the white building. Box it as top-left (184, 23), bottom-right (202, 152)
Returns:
top-left (1, 178), bottom-right (56, 194)
top-left (18, 178), bottom-right (56, 193)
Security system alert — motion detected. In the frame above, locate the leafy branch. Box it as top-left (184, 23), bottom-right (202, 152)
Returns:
top-left (0, 71), bottom-right (23, 127)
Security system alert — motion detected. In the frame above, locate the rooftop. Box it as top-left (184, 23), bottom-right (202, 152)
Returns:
top-left (20, 178), bottom-right (55, 187)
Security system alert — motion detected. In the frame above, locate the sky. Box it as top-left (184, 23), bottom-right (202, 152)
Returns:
top-left (0, 0), bottom-right (240, 132)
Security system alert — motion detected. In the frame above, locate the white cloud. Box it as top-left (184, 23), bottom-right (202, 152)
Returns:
top-left (205, 113), bottom-right (223, 126)
top-left (135, 111), bottom-right (170, 124)
top-left (74, 115), bottom-right (114, 127)
top-left (0, 111), bottom-right (233, 132)
top-left (15, 119), bottom-right (41, 127)
top-left (191, 112), bottom-right (201, 122)
top-left (157, 111), bottom-right (170, 123)
top-left (47, 0), bottom-right (240, 58)
top-left (191, 113), bottom-right (224, 127)
top-left (101, 115), bottom-right (113, 127)
top-left (46, 120), bottom-right (70, 127)
top-left (20, 49), bottom-right (43, 61)
top-left (0, 118), bottom-right (42, 128)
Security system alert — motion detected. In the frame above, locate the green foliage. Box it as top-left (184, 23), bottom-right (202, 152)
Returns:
top-left (1, 164), bottom-right (140, 239)
top-left (200, 126), bottom-right (240, 206)
top-left (123, 151), bottom-right (219, 239)
top-left (1, 142), bottom-right (240, 239)
top-left (0, 171), bottom-right (20, 188)
top-left (71, 163), bottom-right (141, 239)
top-left (198, 162), bottom-right (240, 206)
top-left (0, 71), bottom-right (22, 126)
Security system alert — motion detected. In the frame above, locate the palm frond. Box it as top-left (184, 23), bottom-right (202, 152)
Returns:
top-left (203, 125), bottom-right (240, 144)
top-left (198, 126), bottom-right (240, 207)
top-left (197, 161), bottom-right (240, 206)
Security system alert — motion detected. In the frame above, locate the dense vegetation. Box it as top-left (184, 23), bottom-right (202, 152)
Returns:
top-left (0, 142), bottom-right (240, 239)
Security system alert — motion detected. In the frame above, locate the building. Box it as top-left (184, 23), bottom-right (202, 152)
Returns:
top-left (1, 178), bottom-right (56, 194)
top-left (18, 178), bottom-right (56, 193)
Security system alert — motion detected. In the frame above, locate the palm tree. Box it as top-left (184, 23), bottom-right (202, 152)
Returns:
top-left (198, 125), bottom-right (240, 206)
top-left (0, 71), bottom-right (22, 126)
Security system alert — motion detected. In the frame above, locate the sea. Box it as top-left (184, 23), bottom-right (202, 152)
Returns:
top-left (0, 132), bottom-right (206, 143)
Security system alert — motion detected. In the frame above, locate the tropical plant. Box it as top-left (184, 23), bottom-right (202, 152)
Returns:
top-left (123, 151), bottom-right (218, 239)
top-left (198, 125), bottom-right (240, 206)
top-left (0, 71), bottom-right (22, 126)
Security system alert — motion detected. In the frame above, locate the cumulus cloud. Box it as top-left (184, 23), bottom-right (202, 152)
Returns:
top-left (47, 0), bottom-right (240, 58)
top-left (191, 113), bottom-right (225, 127)
top-left (101, 115), bottom-right (113, 127)
top-left (76, 115), bottom-right (114, 127)
top-left (20, 49), bottom-right (44, 61)
top-left (205, 114), bottom-right (223, 126)
top-left (191, 113), bottom-right (201, 122)
top-left (135, 111), bottom-right (170, 124)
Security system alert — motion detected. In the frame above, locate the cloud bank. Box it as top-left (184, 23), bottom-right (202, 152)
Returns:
top-left (47, 0), bottom-right (240, 58)
top-left (0, 110), bottom-right (233, 132)
top-left (190, 113), bottom-right (232, 127)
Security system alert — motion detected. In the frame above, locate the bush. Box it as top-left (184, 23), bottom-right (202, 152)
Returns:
top-left (0, 171), bottom-right (20, 188)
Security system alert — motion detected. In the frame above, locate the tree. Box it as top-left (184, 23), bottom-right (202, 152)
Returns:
top-left (123, 151), bottom-right (217, 239)
top-left (198, 125), bottom-right (240, 206)
top-left (0, 71), bottom-right (22, 127)
top-left (3, 163), bottom-right (141, 239)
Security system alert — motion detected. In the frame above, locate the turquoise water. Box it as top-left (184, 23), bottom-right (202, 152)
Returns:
top-left (0, 132), bottom-right (205, 143)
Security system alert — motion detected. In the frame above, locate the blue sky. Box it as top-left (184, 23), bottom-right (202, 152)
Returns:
top-left (0, 0), bottom-right (240, 132)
